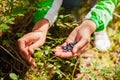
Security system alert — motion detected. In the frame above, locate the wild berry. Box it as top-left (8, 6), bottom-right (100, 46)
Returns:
top-left (62, 41), bottom-right (77, 52)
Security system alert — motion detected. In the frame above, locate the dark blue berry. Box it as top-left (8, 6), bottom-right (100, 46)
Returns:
top-left (62, 42), bottom-right (77, 52)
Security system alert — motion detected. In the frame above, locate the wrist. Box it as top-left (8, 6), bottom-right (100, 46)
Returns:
top-left (82, 20), bottom-right (96, 34)
top-left (32, 19), bottom-right (50, 33)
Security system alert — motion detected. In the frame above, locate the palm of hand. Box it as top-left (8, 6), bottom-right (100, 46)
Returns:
top-left (54, 26), bottom-right (91, 58)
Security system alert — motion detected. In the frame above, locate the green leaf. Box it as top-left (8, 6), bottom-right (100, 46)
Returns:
top-left (0, 78), bottom-right (4, 80)
top-left (6, 17), bottom-right (15, 24)
top-left (2, 40), bottom-right (9, 46)
top-left (16, 33), bottom-right (23, 38)
top-left (17, 14), bottom-right (24, 16)
top-left (9, 73), bottom-right (18, 80)
top-left (34, 51), bottom-right (43, 58)
top-left (0, 23), bottom-right (9, 31)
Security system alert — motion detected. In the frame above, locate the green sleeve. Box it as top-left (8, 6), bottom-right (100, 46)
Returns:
top-left (86, 0), bottom-right (118, 32)
top-left (33, 0), bottom-right (54, 23)
top-left (33, 0), bottom-right (63, 26)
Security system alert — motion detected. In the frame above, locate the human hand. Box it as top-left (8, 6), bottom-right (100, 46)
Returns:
top-left (17, 19), bottom-right (49, 66)
top-left (17, 31), bottom-right (46, 66)
top-left (54, 20), bottom-right (96, 58)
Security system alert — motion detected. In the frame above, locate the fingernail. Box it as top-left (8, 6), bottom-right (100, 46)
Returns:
top-left (73, 48), bottom-right (77, 53)
top-left (28, 47), bottom-right (34, 55)
top-left (32, 62), bottom-right (36, 67)
top-left (31, 59), bottom-right (36, 67)
top-left (33, 62), bottom-right (36, 67)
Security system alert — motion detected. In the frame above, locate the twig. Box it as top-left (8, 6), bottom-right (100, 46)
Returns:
top-left (0, 45), bottom-right (28, 68)
top-left (7, 43), bottom-right (29, 67)
top-left (0, 45), bottom-right (20, 61)
top-left (72, 56), bottom-right (80, 80)
top-left (0, 57), bottom-right (21, 73)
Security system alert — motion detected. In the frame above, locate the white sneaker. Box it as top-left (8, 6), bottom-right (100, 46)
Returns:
top-left (94, 30), bottom-right (111, 51)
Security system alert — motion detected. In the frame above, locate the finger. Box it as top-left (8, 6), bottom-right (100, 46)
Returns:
top-left (72, 37), bottom-right (89, 53)
top-left (55, 51), bottom-right (74, 58)
top-left (81, 43), bottom-right (89, 52)
top-left (31, 60), bottom-right (36, 67)
top-left (60, 28), bottom-right (79, 48)
top-left (19, 47), bottom-right (35, 66)
top-left (54, 46), bottom-right (64, 52)
top-left (17, 39), bottom-right (25, 52)
top-left (75, 34), bottom-right (81, 42)
top-left (54, 46), bottom-right (63, 57)
top-left (17, 39), bottom-right (29, 57)
top-left (18, 39), bottom-right (32, 61)
top-left (61, 42), bottom-right (68, 46)
top-left (65, 27), bottom-right (78, 43)
top-left (27, 55), bottom-right (35, 66)
top-left (30, 57), bottom-right (36, 67)
top-left (74, 43), bottom-right (89, 56)
top-left (28, 39), bottom-right (44, 55)
top-left (54, 46), bottom-right (73, 58)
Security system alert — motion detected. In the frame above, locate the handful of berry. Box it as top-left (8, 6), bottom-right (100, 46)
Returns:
top-left (62, 42), bottom-right (77, 52)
